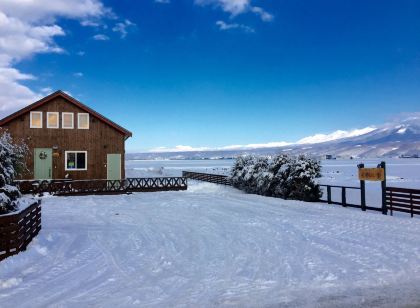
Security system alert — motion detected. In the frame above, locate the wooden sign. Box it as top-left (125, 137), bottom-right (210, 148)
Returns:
top-left (358, 168), bottom-right (385, 181)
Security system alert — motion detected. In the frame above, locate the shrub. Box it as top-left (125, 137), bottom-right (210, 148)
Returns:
top-left (229, 154), bottom-right (322, 202)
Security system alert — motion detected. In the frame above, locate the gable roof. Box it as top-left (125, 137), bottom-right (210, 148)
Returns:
top-left (0, 90), bottom-right (132, 138)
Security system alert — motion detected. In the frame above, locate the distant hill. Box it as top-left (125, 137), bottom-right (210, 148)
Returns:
top-left (128, 117), bottom-right (420, 160)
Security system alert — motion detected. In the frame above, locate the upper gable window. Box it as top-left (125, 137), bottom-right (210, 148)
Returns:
top-left (47, 112), bottom-right (59, 129)
top-left (30, 111), bottom-right (42, 128)
top-left (78, 113), bottom-right (89, 129)
top-left (62, 113), bottom-right (74, 129)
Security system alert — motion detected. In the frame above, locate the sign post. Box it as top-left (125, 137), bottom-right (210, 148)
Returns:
top-left (357, 163), bottom-right (367, 211)
top-left (358, 161), bottom-right (387, 215)
top-left (378, 161), bottom-right (387, 215)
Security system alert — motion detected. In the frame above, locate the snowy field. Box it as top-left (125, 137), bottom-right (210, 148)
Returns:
top-left (0, 159), bottom-right (420, 307)
top-left (127, 158), bottom-right (420, 208)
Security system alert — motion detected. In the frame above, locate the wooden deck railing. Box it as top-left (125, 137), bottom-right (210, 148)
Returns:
top-left (386, 187), bottom-right (420, 217)
top-left (182, 171), bottom-right (232, 186)
top-left (15, 177), bottom-right (188, 196)
top-left (0, 200), bottom-right (41, 261)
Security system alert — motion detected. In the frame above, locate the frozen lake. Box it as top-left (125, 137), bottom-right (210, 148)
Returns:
top-left (126, 158), bottom-right (420, 209)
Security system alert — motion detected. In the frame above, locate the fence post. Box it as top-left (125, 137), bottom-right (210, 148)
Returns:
top-left (358, 163), bottom-right (366, 211)
top-left (379, 161), bottom-right (387, 215)
top-left (327, 186), bottom-right (332, 204)
top-left (341, 187), bottom-right (347, 207)
top-left (410, 192), bottom-right (414, 218)
top-left (389, 190), bottom-right (393, 216)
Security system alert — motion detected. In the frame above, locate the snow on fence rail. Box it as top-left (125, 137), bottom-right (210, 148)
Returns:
top-left (0, 200), bottom-right (41, 261)
top-left (386, 187), bottom-right (420, 217)
top-left (182, 171), bottom-right (232, 186)
top-left (15, 177), bottom-right (188, 196)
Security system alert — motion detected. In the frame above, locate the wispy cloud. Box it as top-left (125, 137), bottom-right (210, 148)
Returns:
top-left (216, 20), bottom-right (254, 33)
top-left (155, 0), bottom-right (171, 3)
top-left (73, 72), bottom-right (84, 77)
top-left (112, 19), bottom-right (135, 38)
top-left (195, 0), bottom-right (273, 22)
top-left (93, 33), bottom-right (110, 40)
top-left (250, 6), bottom-right (273, 22)
top-left (149, 127), bottom-right (377, 152)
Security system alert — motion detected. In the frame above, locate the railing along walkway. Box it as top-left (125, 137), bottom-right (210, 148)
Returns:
top-left (15, 177), bottom-right (188, 196)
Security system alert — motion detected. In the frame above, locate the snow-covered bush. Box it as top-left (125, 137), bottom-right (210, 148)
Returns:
top-left (0, 130), bottom-right (29, 214)
top-left (230, 154), bottom-right (322, 202)
top-left (230, 155), bottom-right (256, 190)
top-left (270, 155), bottom-right (322, 201)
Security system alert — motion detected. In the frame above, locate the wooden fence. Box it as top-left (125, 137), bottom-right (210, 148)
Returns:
top-left (386, 187), bottom-right (420, 217)
top-left (0, 200), bottom-right (41, 261)
top-left (15, 177), bottom-right (188, 196)
top-left (182, 171), bottom-right (232, 186)
top-left (319, 184), bottom-right (382, 212)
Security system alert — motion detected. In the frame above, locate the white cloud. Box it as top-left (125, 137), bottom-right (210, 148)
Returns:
top-left (216, 20), bottom-right (254, 33)
top-left (155, 0), bottom-right (171, 3)
top-left (0, 0), bottom-right (111, 118)
top-left (93, 33), bottom-right (110, 40)
top-left (0, 11), bottom-right (65, 65)
top-left (77, 50), bottom-right (86, 56)
top-left (0, 67), bottom-right (41, 115)
top-left (112, 19), bottom-right (135, 38)
top-left (40, 87), bottom-right (53, 94)
top-left (149, 127), bottom-right (377, 152)
top-left (73, 72), bottom-right (84, 77)
top-left (0, 0), bottom-right (110, 23)
top-left (250, 6), bottom-right (273, 22)
top-left (195, 0), bottom-right (273, 21)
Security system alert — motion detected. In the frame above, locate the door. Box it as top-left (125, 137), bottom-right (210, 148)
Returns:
top-left (107, 154), bottom-right (121, 180)
top-left (34, 148), bottom-right (52, 179)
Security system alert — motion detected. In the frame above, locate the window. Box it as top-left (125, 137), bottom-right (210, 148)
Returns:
top-left (65, 151), bottom-right (87, 171)
top-left (62, 113), bottom-right (74, 129)
top-left (30, 111), bottom-right (42, 128)
top-left (78, 113), bottom-right (89, 129)
top-left (47, 112), bottom-right (59, 128)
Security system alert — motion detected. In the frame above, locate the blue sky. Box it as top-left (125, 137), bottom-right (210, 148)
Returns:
top-left (1, 0), bottom-right (419, 152)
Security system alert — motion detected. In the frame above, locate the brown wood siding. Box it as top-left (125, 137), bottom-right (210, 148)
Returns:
top-left (1, 97), bottom-right (127, 180)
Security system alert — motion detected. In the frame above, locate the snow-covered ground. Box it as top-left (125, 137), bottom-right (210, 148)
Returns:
top-left (1, 179), bottom-right (420, 307)
top-left (127, 158), bottom-right (420, 207)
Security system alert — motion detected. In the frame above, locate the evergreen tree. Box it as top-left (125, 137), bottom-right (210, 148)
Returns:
top-left (0, 131), bottom-right (28, 214)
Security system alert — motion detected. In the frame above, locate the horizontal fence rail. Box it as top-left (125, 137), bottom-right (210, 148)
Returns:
top-left (318, 184), bottom-right (382, 212)
top-left (15, 177), bottom-right (188, 196)
top-left (386, 187), bottom-right (420, 217)
top-left (182, 171), bottom-right (232, 186)
top-left (0, 200), bottom-right (41, 261)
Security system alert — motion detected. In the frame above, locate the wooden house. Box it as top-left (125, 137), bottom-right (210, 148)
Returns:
top-left (0, 91), bottom-right (132, 180)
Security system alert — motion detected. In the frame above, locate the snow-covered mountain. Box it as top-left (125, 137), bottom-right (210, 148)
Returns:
top-left (128, 117), bottom-right (420, 160)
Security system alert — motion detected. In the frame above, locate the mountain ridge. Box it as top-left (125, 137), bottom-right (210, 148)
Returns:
top-left (128, 117), bottom-right (420, 160)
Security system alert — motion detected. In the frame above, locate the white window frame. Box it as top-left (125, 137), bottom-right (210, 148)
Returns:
top-left (62, 112), bottom-right (74, 129)
top-left (78, 113), bottom-right (90, 129)
top-left (47, 112), bottom-right (59, 129)
top-left (30, 111), bottom-right (43, 128)
top-left (65, 151), bottom-right (88, 171)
